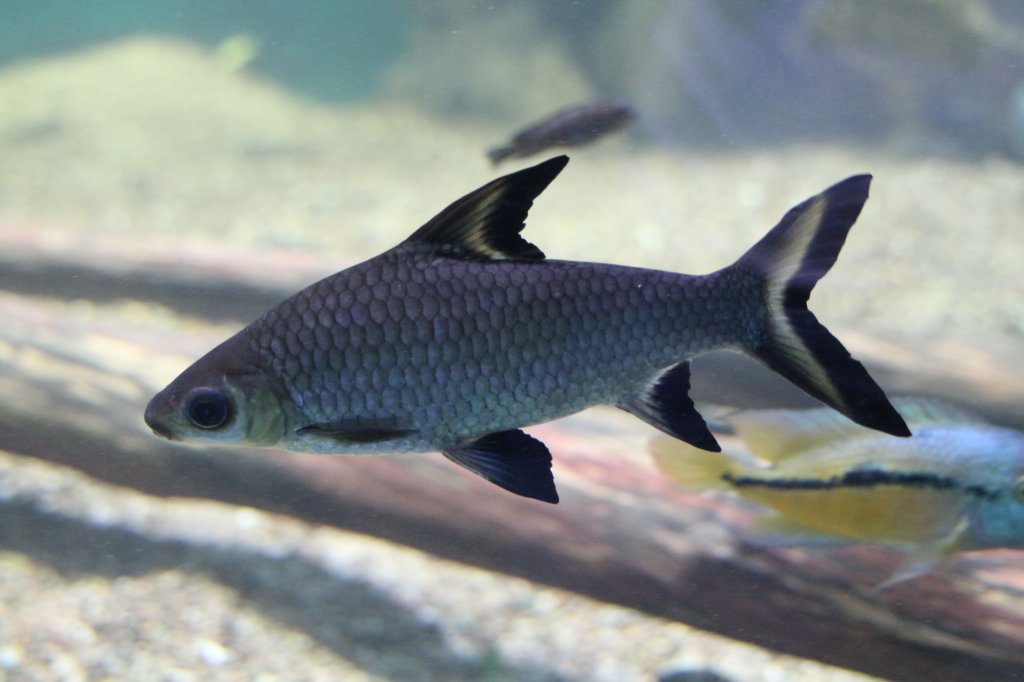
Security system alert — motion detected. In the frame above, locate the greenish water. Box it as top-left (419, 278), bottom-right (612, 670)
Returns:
top-left (2, 3), bottom-right (1024, 681)
top-left (3, 1), bottom-right (1023, 155)
top-left (1, 0), bottom-right (410, 101)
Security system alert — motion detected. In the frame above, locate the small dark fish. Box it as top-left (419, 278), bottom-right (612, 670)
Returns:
top-left (487, 99), bottom-right (636, 164)
top-left (144, 156), bottom-right (908, 504)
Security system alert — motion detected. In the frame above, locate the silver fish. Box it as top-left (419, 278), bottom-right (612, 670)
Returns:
top-left (144, 156), bottom-right (908, 503)
top-left (487, 99), bottom-right (636, 164)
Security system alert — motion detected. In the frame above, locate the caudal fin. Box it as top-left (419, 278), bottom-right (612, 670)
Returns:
top-left (735, 175), bottom-right (910, 438)
top-left (650, 435), bottom-right (731, 491)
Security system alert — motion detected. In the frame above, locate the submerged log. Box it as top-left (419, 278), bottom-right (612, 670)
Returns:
top-left (3, 236), bottom-right (1024, 682)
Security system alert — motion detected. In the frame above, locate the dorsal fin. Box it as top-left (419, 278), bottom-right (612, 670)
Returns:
top-left (729, 407), bottom-right (872, 462)
top-left (401, 155), bottom-right (568, 260)
top-left (891, 397), bottom-right (985, 426)
top-left (728, 398), bottom-right (984, 463)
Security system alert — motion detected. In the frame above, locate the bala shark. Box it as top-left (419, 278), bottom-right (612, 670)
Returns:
top-left (145, 156), bottom-right (909, 503)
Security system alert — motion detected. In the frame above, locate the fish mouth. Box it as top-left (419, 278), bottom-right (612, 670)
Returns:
top-left (149, 424), bottom-right (178, 441)
top-left (144, 401), bottom-right (177, 441)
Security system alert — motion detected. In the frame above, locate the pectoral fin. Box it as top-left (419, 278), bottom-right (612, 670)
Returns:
top-left (443, 430), bottom-right (558, 503)
top-left (297, 419), bottom-right (417, 444)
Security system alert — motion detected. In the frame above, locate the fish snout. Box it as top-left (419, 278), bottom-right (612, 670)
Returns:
top-left (144, 398), bottom-right (177, 441)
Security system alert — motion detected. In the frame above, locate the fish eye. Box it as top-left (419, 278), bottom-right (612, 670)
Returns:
top-left (186, 388), bottom-right (230, 430)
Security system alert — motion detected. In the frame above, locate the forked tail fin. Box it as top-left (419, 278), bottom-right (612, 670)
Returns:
top-left (734, 175), bottom-right (910, 437)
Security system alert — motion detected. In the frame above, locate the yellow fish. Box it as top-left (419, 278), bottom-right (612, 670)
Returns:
top-left (652, 399), bottom-right (1024, 584)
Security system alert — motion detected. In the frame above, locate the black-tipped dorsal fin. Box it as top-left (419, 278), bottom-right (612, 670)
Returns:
top-left (402, 155), bottom-right (568, 260)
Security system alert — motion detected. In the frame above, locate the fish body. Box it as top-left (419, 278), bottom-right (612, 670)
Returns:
top-left (145, 156), bottom-right (907, 503)
top-left (652, 399), bottom-right (1024, 579)
top-left (487, 99), bottom-right (636, 164)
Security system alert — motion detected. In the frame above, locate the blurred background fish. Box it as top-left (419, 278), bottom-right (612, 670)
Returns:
top-left (652, 399), bottom-right (1024, 585)
top-left (487, 98), bottom-right (636, 164)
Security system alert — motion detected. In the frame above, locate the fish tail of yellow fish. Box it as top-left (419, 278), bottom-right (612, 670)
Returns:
top-left (650, 435), bottom-right (732, 490)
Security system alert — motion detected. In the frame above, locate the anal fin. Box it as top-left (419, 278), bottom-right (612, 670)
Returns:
top-left (619, 362), bottom-right (721, 452)
top-left (878, 517), bottom-right (967, 589)
top-left (443, 430), bottom-right (558, 503)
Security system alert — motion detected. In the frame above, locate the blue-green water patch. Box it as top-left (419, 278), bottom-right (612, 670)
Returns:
top-left (0, 0), bottom-right (410, 101)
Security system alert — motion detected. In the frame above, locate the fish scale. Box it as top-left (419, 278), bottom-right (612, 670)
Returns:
top-left (251, 255), bottom-right (740, 452)
top-left (145, 156), bottom-right (908, 503)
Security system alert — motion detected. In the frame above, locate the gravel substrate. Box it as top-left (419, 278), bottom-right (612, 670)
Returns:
top-left (0, 450), bottom-right (880, 682)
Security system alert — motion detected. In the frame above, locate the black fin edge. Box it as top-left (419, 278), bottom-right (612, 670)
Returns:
top-left (619, 362), bottom-right (721, 452)
top-left (402, 156), bottom-right (569, 261)
top-left (443, 430), bottom-right (559, 503)
top-left (738, 175), bottom-right (910, 438)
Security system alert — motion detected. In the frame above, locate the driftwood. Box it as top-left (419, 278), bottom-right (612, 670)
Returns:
top-left (3, 226), bottom-right (1024, 681)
